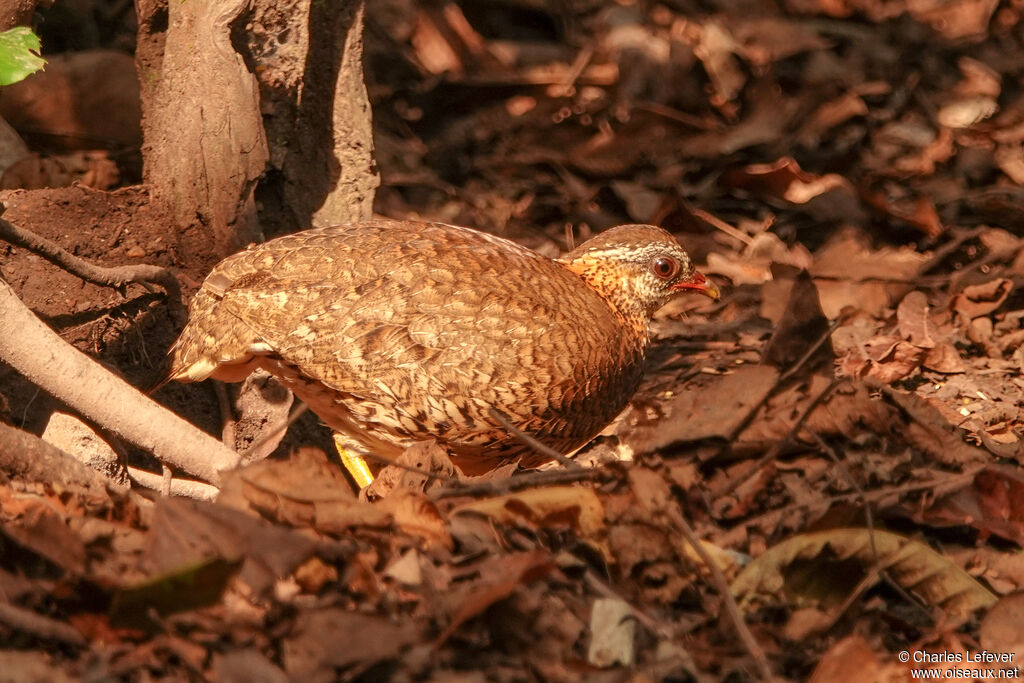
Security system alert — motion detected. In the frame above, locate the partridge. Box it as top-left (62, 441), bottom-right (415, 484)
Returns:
top-left (168, 219), bottom-right (718, 475)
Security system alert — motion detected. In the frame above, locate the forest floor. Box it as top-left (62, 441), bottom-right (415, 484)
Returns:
top-left (1, 0), bottom-right (1024, 680)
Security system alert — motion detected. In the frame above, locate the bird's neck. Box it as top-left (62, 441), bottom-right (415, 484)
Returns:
top-left (559, 257), bottom-right (652, 342)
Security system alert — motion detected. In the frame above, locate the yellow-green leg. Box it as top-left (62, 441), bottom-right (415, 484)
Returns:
top-left (333, 433), bottom-right (375, 489)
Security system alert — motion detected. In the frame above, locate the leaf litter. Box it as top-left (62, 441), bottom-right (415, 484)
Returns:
top-left (2, 0), bottom-right (1024, 679)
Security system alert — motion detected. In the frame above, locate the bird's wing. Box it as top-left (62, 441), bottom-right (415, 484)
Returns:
top-left (170, 220), bottom-right (641, 447)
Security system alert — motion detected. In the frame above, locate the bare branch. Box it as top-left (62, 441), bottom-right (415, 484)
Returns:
top-left (127, 466), bottom-right (219, 501)
top-left (430, 467), bottom-right (598, 500)
top-left (488, 406), bottom-right (583, 470)
top-left (668, 507), bottom-right (774, 681)
top-left (0, 277), bottom-right (238, 486)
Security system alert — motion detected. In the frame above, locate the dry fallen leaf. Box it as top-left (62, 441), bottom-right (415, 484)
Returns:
top-left (732, 528), bottom-right (997, 617)
top-left (909, 0), bottom-right (999, 40)
top-left (434, 549), bottom-right (553, 647)
top-left (685, 19), bottom-right (745, 107)
top-left (921, 467), bottom-right (1024, 545)
top-left (619, 364), bottom-right (780, 453)
top-left (1, 500), bottom-right (87, 575)
top-left (727, 17), bottom-right (831, 66)
top-left (862, 191), bottom-right (944, 238)
top-left (924, 341), bottom-right (967, 374)
top-left (723, 156), bottom-right (854, 205)
top-left (995, 145), bottom-right (1024, 184)
top-left (938, 95), bottom-right (999, 129)
top-left (896, 291), bottom-right (935, 348)
top-left (762, 270), bottom-right (831, 369)
top-left (952, 279), bottom-right (1014, 320)
top-left (797, 89), bottom-right (870, 147)
top-left (980, 592), bottom-right (1024, 663)
top-left (681, 81), bottom-right (800, 157)
top-left (808, 636), bottom-right (903, 683)
top-left (384, 548), bottom-right (423, 586)
top-left (838, 332), bottom-right (926, 383)
top-left (377, 489), bottom-right (453, 549)
top-left (813, 229), bottom-right (927, 282)
top-left (366, 439), bottom-right (458, 499)
top-left (886, 389), bottom-right (990, 467)
top-left (282, 608), bottom-right (421, 678)
top-left (145, 497), bottom-right (317, 597)
top-left (451, 485), bottom-right (605, 538)
top-left (709, 232), bottom-right (814, 287)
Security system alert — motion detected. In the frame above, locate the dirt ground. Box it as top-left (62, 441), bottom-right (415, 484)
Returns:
top-left (0, 184), bottom-right (337, 457)
top-left (1, 0), bottom-right (1024, 681)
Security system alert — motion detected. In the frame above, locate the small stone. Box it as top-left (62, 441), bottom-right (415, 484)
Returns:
top-left (384, 549), bottom-right (422, 586)
top-left (42, 411), bottom-right (129, 485)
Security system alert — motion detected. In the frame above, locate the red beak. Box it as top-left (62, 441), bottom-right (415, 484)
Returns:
top-left (671, 270), bottom-right (720, 299)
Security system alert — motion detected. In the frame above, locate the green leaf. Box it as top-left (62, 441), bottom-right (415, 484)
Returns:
top-left (0, 27), bottom-right (45, 87)
top-left (108, 556), bottom-right (243, 630)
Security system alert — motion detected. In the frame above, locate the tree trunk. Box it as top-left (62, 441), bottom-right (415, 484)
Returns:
top-left (0, 0), bottom-right (38, 31)
top-left (135, 0), bottom-right (268, 252)
top-left (135, 0), bottom-right (377, 253)
top-left (282, 1), bottom-right (378, 228)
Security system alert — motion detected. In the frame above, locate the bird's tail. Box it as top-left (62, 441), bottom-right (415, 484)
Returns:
top-left (160, 290), bottom-right (262, 388)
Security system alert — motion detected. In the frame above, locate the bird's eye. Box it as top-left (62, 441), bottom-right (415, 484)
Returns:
top-left (650, 256), bottom-right (679, 280)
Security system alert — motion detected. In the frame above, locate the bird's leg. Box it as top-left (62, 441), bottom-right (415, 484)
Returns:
top-left (333, 433), bottom-right (375, 489)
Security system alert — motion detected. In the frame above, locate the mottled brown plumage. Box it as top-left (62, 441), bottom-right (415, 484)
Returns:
top-left (169, 219), bottom-right (717, 473)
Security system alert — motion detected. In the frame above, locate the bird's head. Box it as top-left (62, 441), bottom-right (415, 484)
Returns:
top-left (559, 224), bottom-right (719, 326)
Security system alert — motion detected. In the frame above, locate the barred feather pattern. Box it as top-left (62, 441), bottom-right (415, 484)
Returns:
top-left (169, 219), bottom-right (698, 472)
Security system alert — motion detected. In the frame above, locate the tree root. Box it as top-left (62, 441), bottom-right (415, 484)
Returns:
top-left (0, 277), bottom-right (237, 487)
top-left (0, 213), bottom-right (183, 321)
top-left (0, 421), bottom-right (122, 496)
top-left (127, 465), bottom-right (219, 500)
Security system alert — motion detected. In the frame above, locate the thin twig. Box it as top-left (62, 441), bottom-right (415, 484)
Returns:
top-left (0, 278), bottom-right (238, 485)
top-left (0, 215), bottom-right (182, 313)
top-left (777, 318), bottom-right (845, 386)
top-left (690, 208), bottom-right (753, 246)
top-left (718, 318), bottom-right (844, 455)
top-left (739, 470), bottom-right (979, 532)
top-left (916, 226), bottom-right (987, 276)
top-left (430, 467), bottom-right (598, 500)
top-left (714, 377), bottom-right (845, 498)
top-left (129, 466), bottom-right (219, 501)
top-left (807, 431), bottom-right (877, 546)
top-left (633, 101), bottom-right (716, 130)
top-left (668, 340), bottom-right (748, 351)
top-left (160, 465), bottom-right (173, 496)
top-left (489, 407), bottom-right (583, 470)
top-left (584, 570), bottom-right (677, 640)
top-left (809, 430), bottom-right (935, 622)
top-left (550, 44), bottom-right (593, 98)
top-left (826, 566), bottom-right (883, 626)
top-left (667, 507), bottom-right (774, 681)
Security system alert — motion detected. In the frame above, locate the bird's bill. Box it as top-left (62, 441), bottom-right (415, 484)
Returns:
top-left (672, 270), bottom-right (720, 299)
